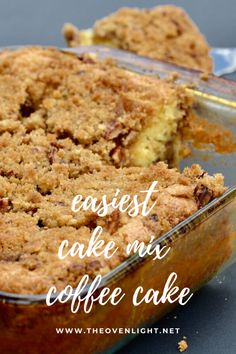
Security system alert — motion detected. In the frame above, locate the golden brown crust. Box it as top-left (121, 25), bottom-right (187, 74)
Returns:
top-left (0, 47), bottom-right (225, 295)
top-left (0, 161), bottom-right (226, 294)
top-left (0, 46), bottom-right (192, 169)
top-left (63, 5), bottom-right (212, 72)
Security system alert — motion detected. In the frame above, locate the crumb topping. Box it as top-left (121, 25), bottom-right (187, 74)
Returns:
top-left (64, 5), bottom-right (212, 72)
top-left (0, 46), bottom-right (192, 169)
top-left (0, 47), bottom-right (225, 295)
top-left (0, 159), bottom-right (225, 294)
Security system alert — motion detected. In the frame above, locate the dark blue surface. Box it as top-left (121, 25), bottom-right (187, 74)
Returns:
top-left (117, 268), bottom-right (236, 354)
top-left (0, 0), bottom-right (236, 48)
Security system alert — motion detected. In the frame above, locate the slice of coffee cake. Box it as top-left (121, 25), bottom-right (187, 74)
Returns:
top-left (63, 5), bottom-right (212, 72)
top-left (0, 46), bottom-right (192, 169)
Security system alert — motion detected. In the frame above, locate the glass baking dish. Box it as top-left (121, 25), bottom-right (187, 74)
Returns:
top-left (0, 46), bottom-right (236, 354)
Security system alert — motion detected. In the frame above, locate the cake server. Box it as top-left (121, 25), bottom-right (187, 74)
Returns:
top-left (212, 48), bottom-right (236, 76)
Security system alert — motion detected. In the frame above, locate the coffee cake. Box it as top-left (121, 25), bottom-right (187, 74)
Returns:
top-left (0, 162), bottom-right (226, 294)
top-left (63, 5), bottom-right (212, 72)
top-left (0, 46), bottom-right (227, 295)
top-left (0, 46), bottom-right (192, 169)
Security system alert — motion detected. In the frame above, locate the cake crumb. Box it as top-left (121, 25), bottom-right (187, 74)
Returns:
top-left (178, 339), bottom-right (188, 352)
top-left (200, 71), bottom-right (209, 81)
top-left (167, 72), bottom-right (180, 82)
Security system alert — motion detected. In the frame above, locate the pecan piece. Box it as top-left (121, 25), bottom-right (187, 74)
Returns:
top-left (20, 100), bottom-right (35, 118)
top-left (198, 171), bottom-right (207, 178)
top-left (48, 145), bottom-right (58, 164)
top-left (194, 184), bottom-right (213, 208)
top-left (86, 260), bottom-right (101, 274)
top-left (77, 54), bottom-right (96, 64)
top-left (0, 170), bottom-right (15, 178)
top-left (106, 210), bottom-right (121, 234)
top-left (105, 120), bottom-right (124, 140)
top-left (171, 19), bottom-right (183, 36)
top-left (111, 145), bottom-right (126, 166)
top-left (115, 99), bottom-right (125, 117)
top-left (69, 263), bottom-right (85, 277)
top-left (27, 207), bottom-right (38, 216)
top-left (150, 213), bottom-right (159, 222)
top-left (0, 198), bottom-right (13, 212)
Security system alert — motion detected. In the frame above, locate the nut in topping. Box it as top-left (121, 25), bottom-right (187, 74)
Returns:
top-left (194, 184), bottom-right (213, 208)
top-left (0, 198), bottom-right (13, 212)
top-left (106, 210), bottom-right (120, 234)
top-left (105, 120), bottom-right (124, 140)
top-left (48, 145), bottom-right (58, 164)
top-left (111, 146), bottom-right (126, 166)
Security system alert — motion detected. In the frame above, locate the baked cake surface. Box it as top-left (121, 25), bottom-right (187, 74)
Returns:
top-left (0, 46), bottom-right (192, 169)
top-left (63, 5), bottom-right (212, 72)
top-left (0, 47), bottom-right (226, 295)
top-left (0, 162), bottom-right (225, 294)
